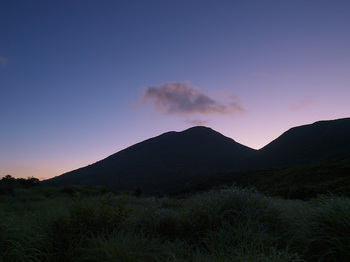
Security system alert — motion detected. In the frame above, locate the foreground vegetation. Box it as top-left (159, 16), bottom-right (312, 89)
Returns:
top-left (1, 184), bottom-right (350, 262)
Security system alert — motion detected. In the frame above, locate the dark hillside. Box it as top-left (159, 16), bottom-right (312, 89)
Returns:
top-left (44, 118), bottom-right (350, 196)
top-left (170, 118), bottom-right (350, 198)
top-left (174, 158), bottom-right (350, 199)
top-left (255, 118), bottom-right (350, 168)
top-left (45, 126), bottom-right (256, 194)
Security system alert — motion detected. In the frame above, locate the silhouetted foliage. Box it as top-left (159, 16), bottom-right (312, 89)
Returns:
top-left (2, 174), bottom-right (16, 182)
top-left (0, 175), bottom-right (40, 195)
top-left (18, 177), bottom-right (40, 188)
top-left (0, 174), bottom-right (16, 194)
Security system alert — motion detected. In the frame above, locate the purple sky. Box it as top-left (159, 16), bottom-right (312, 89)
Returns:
top-left (1, 1), bottom-right (350, 179)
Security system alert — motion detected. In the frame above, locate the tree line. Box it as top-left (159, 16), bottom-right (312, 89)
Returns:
top-left (0, 175), bottom-right (39, 194)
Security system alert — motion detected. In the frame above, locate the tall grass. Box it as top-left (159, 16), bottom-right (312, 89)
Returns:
top-left (0, 196), bottom-right (69, 262)
top-left (1, 186), bottom-right (349, 261)
top-left (179, 189), bottom-right (283, 239)
top-left (289, 195), bottom-right (350, 262)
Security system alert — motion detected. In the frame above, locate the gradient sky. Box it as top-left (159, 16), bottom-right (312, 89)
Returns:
top-left (1, 0), bottom-right (350, 180)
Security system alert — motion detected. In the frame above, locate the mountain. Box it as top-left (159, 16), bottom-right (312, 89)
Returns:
top-left (171, 118), bottom-right (350, 198)
top-left (255, 117), bottom-right (350, 168)
top-left (44, 118), bottom-right (350, 196)
top-left (45, 126), bottom-right (256, 194)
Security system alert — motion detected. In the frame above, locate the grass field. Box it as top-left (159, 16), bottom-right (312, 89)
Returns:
top-left (1, 186), bottom-right (349, 261)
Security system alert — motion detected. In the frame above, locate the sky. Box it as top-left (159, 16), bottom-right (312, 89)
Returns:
top-left (1, 0), bottom-right (350, 180)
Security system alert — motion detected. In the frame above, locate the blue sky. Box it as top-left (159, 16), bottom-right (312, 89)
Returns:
top-left (1, 0), bottom-right (350, 179)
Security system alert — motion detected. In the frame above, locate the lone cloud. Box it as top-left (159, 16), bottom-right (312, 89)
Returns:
top-left (140, 82), bottom-right (244, 116)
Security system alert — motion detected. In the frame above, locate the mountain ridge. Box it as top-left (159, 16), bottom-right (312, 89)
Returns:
top-left (44, 117), bottom-right (350, 194)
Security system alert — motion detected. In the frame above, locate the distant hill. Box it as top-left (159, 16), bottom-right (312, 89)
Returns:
top-left (255, 117), bottom-right (350, 168)
top-left (44, 118), bottom-right (350, 196)
top-left (45, 126), bottom-right (256, 194)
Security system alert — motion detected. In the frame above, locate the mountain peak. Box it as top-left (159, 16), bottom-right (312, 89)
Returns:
top-left (183, 126), bottom-right (212, 131)
top-left (180, 126), bottom-right (217, 135)
top-left (45, 126), bottom-right (255, 193)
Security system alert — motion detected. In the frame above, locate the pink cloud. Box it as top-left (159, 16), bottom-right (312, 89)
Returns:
top-left (140, 82), bottom-right (245, 116)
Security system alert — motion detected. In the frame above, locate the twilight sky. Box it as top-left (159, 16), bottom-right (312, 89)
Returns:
top-left (1, 0), bottom-right (350, 179)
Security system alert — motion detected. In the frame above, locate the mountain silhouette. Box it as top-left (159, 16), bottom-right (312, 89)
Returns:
top-left (255, 117), bottom-right (350, 168)
top-left (45, 118), bottom-right (350, 194)
top-left (45, 126), bottom-right (255, 194)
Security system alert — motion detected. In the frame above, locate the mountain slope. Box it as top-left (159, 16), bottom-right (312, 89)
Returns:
top-left (45, 118), bottom-right (350, 196)
top-left (255, 118), bottom-right (350, 168)
top-left (171, 118), bottom-right (350, 198)
top-left (45, 126), bottom-right (256, 194)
